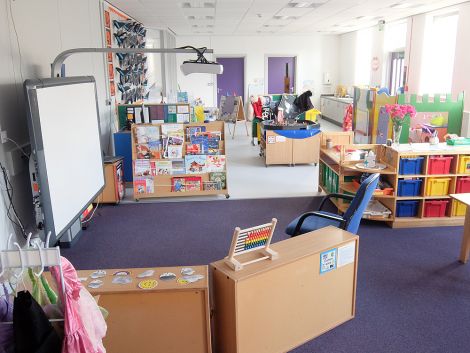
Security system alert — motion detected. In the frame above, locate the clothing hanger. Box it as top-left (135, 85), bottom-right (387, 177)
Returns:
top-left (33, 243), bottom-right (45, 277)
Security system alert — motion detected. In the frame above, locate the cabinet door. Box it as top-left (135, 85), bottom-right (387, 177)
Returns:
top-left (265, 131), bottom-right (293, 165)
top-left (292, 134), bottom-right (320, 164)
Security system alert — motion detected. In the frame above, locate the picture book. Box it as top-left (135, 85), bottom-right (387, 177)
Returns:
top-left (189, 136), bottom-right (208, 153)
top-left (161, 124), bottom-right (184, 138)
top-left (148, 140), bottom-right (163, 159)
top-left (134, 177), bottom-right (154, 194)
top-left (171, 177), bottom-right (186, 192)
top-left (208, 148), bottom-right (220, 155)
top-left (171, 159), bottom-right (185, 175)
top-left (185, 176), bottom-right (202, 191)
top-left (136, 144), bottom-right (151, 159)
top-left (207, 136), bottom-right (220, 149)
top-left (167, 145), bottom-right (183, 159)
top-left (203, 181), bottom-right (221, 191)
top-left (186, 126), bottom-right (206, 140)
top-left (167, 135), bottom-right (184, 145)
top-left (209, 172), bottom-right (226, 189)
top-left (186, 144), bottom-right (202, 155)
top-left (155, 160), bottom-right (172, 175)
top-left (135, 126), bottom-right (160, 144)
top-left (185, 155), bottom-right (207, 174)
top-left (134, 159), bottom-right (151, 176)
top-left (207, 155), bottom-right (226, 172)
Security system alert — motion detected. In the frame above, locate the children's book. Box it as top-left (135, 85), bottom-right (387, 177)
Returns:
top-left (148, 140), bottom-right (162, 159)
top-left (185, 176), bottom-right (202, 191)
top-left (209, 172), bottom-right (226, 189)
top-left (207, 155), bottom-right (226, 172)
top-left (189, 136), bottom-right (208, 153)
top-left (186, 126), bottom-right (206, 140)
top-left (171, 177), bottom-right (186, 192)
top-left (203, 181), bottom-right (221, 191)
top-left (136, 144), bottom-right (151, 159)
top-left (134, 177), bottom-right (154, 194)
top-left (186, 144), bottom-right (202, 155)
top-left (136, 126), bottom-right (160, 143)
top-left (161, 124), bottom-right (184, 138)
top-left (167, 145), bottom-right (183, 159)
top-left (185, 155), bottom-right (207, 174)
top-left (171, 159), bottom-right (185, 175)
top-left (155, 160), bottom-right (172, 175)
top-left (134, 159), bottom-right (151, 176)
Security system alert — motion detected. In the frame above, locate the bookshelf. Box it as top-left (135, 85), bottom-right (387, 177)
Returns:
top-left (131, 121), bottom-right (229, 200)
top-left (319, 131), bottom-right (470, 228)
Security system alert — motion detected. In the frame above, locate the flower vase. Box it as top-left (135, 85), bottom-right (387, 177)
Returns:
top-left (392, 124), bottom-right (402, 145)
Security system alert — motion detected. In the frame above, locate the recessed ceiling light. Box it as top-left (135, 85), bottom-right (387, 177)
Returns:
top-left (181, 1), bottom-right (215, 8)
top-left (288, 2), bottom-right (324, 8)
top-left (187, 15), bottom-right (214, 20)
top-left (273, 15), bottom-right (299, 20)
top-left (263, 24), bottom-right (285, 27)
top-left (390, 2), bottom-right (413, 9)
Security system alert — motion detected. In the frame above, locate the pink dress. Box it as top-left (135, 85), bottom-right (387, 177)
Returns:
top-left (51, 257), bottom-right (107, 353)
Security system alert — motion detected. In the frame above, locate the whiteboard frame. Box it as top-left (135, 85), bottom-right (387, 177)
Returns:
top-left (24, 76), bottom-right (105, 245)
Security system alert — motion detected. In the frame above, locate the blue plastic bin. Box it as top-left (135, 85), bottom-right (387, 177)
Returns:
top-left (399, 157), bottom-right (424, 175)
top-left (396, 200), bottom-right (420, 217)
top-left (397, 179), bottom-right (423, 197)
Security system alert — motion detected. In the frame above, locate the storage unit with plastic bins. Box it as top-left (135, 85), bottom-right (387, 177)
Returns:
top-left (458, 155), bottom-right (470, 174)
top-left (396, 200), bottom-right (420, 217)
top-left (424, 200), bottom-right (449, 217)
top-left (425, 177), bottom-right (451, 196)
top-left (399, 157), bottom-right (424, 175)
top-left (427, 156), bottom-right (453, 174)
top-left (452, 200), bottom-right (467, 216)
top-left (397, 179), bottom-right (423, 196)
top-left (455, 177), bottom-right (470, 193)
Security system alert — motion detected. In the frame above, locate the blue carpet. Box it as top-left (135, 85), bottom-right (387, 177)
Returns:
top-left (62, 197), bottom-right (470, 353)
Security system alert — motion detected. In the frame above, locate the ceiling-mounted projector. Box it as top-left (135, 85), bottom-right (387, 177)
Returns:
top-left (178, 45), bottom-right (224, 75)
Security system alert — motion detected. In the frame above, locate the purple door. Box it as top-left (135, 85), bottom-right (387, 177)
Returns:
top-left (216, 57), bottom-right (244, 106)
top-left (268, 57), bottom-right (296, 94)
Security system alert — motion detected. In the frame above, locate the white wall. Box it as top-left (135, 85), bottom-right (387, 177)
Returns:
top-left (338, 31), bottom-right (357, 89)
top-left (0, 0), bottom-right (110, 248)
top-left (175, 35), bottom-right (339, 107)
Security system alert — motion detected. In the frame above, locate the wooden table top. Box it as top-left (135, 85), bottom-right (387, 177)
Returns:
top-left (211, 226), bottom-right (357, 281)
top-left (450, 193), bottom-right (470, 206)
top-left (76, 265), bottom-right (208, 295)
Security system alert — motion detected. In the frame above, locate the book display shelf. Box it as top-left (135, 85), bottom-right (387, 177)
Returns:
top-left (319, 132), bottom-right (470, 228)
top-left (131, 121), bottom-right (229, 200)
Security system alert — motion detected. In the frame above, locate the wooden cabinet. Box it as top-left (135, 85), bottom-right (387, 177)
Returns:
top-left (80, 266), bottom-right (212, 353)
top-left (261, 130), bottom-right (320, 166)
top-left (96, 157), bottom-right (125, 204)
top-left (211, 226), bottom-right (359, 353)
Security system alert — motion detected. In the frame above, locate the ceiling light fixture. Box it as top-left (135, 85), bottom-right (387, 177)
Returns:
top-left (273, 15), bottom-right (299, 20)
top-left (390, 2), bottom-right (413, 9)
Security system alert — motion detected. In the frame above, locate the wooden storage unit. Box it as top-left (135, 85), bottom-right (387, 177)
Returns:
top-left (319, 132), bottom-right (470, 228)
top-left (131, 121), bottom-right (229, 199)
top-left (79, 266), bottom-right (211, 353)
top-left (211, 226), bottom-right (359, 353)
top-left (260, 129), bottom-right (320, 166)
top-left (96, 156), bottom-right (125, 204)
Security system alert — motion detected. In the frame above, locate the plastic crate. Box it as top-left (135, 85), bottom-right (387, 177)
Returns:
top-left (424, 200), bottom-right (448, 217)
top-left (458, 156), bottom-right (470, 174)
top-left (452, 200), bottom-right (467, 216)
top-left (396, 200), bottom-right (420, 217)
top-left (425, 177), bottom-right (451, 196)
top-left (428, 156), bottom-right (453, 175)
top-left (456, 177), bottom-right (470, 193)
top-left (397, 179), bottom-right (422, 196)
top-left (399, 157), bottom-right (424, 175)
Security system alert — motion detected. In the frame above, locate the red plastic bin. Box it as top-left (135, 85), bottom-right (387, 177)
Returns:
top-left (427, 156), bottom-right (453, 174)
top-left (456, 177), bottom-right (470, 193)
top-left (424, 200), bottom-right (449, 217)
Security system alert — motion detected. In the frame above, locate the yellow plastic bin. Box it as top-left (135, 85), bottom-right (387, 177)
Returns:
top-left (425, 177), bottom-right (451, 196)
top-left (305, 109), bottom-right (321, 122)
top-left (458, 155), bottom-right (470, 174)
top-left (452, 200), bottom-right (467, 216)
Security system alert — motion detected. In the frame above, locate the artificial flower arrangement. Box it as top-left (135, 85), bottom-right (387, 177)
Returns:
top-left (385, 104), bottom-right (417, 144)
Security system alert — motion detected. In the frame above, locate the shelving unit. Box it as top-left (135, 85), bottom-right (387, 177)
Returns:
top-left (319, 132), bottom-right (470, 228)
top-left (131, 121), bottom-right (229, 200)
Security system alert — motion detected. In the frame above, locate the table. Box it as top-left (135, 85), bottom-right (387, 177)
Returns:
top-left (211, 226), bottom-right (359, 353)
top-left (450, 193), bottom-right (470, 263)
top-left (78, 266), bottom-right (211, 353)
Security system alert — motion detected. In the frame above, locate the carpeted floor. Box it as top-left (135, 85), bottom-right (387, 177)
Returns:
top-left (62, 197), bottom-right (470, 353)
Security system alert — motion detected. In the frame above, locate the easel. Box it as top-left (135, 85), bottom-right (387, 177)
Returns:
top-left (218, 96), bottom-right (249, 139)
top-left (225, 218), bottom-right (278, 271)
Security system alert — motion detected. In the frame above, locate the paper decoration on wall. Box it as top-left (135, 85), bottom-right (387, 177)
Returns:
top-left (225, 218), bottom-right (278, 271)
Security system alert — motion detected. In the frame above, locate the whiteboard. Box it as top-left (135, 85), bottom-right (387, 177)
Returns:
top-left (33, 80), bottom-right (104, 238)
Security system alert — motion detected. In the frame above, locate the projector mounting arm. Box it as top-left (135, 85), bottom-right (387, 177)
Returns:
top-left (51, 47), bottom-right (214, 78)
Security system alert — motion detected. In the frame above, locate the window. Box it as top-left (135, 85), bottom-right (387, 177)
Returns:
top-left (389, 51), bottom-right (405, 95)
top-left (384, 21), bottom-right (407, 94)
top-left (419, 12), bottom-right (459, 94)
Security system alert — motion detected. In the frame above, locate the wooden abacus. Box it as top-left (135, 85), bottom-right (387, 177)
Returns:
top-left (224, 218), bottom-right (278, 271)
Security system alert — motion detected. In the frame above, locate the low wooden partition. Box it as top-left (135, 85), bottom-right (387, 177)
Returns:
top-left (79, 266), bottom-right (211, 353)
top-left (210, 226), bottom-right (359, 353)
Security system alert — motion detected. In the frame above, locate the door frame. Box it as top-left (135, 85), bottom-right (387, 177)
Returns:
top-left (214, 55), bottom-right (247, 107)
top-left (264, 54), bottom-right (298, 95)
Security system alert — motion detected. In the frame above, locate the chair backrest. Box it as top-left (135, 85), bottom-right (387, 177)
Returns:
top-left (343, 173), bottom-right (380, 234)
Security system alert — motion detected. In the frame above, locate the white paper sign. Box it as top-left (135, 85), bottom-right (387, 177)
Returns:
top-left (267, 136), bottom-right (275, 144)
top-left (276, 135), bottom-right (286, 143)
top-left (337, 242), bottom-right (356, 268)
top-left (320, 248), bottom-right (337, 274)
top-left (177, 105), bottom-right (190, 113)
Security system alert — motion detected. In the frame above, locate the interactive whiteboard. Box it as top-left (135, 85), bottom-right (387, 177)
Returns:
top-left (25, 77), bottom-right (104, 244)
